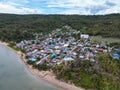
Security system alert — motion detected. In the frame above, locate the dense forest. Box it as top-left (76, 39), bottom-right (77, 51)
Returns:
top-left (0, 13), bottom-right (120, 42)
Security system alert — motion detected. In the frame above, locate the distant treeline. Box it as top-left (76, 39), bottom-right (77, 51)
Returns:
top-left (0, 13), bottom-right (120, 42)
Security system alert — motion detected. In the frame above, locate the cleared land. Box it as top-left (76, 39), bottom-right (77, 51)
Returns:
top-left (90, 36), bottom-right (120, 43)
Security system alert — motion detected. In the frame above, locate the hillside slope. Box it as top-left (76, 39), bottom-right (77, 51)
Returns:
top-left (0, 14), bottom-right (120, 42)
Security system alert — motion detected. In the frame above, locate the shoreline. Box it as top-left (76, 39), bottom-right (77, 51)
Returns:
top-left (0, 41), bottom-right (84, 90)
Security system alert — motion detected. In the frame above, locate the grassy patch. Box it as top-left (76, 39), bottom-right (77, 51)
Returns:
top-left (90, 36), bottom-right (120, 43)
top-left (8, 44), bottom-right (21, 51)
top-left (77, 72), bottom-right (94, 89)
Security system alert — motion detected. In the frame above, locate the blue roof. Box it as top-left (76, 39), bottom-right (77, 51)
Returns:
top-left (49, 44), bottom-right (55, 47)
top-left (28, 58), bottom-right (37, 61)
top-left (113, 52), bottom-right (120, 58)
top-left (65, 55), bottom-right (68, 58)
top-left (51, 53), bottom-right (56, 58)
top-left (65, 48), bottom-right (69, 51)
top-left (60, 54), bottom-right (64, 56)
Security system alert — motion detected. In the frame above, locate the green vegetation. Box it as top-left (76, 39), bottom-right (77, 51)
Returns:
top-left (98, 53), bottom-right (120, 75)
top-left (52, 54), bottom-right (120, 90)
top-left (90, 36), bottom-right (120, 43)
top-left (37, 64), bottom-right (51, 71)
top-left (27, 60), bottom-right (35, 65)
top-left (8, 42), bottom-right (26, 53)
top-left (27, 60), bottom-right (51, 71)
top-left (8, 42), bottom-right (21, 51)
top-left (0, 14), bottom-right (120, 42)
top-left (108, 42), bottom-right (120, 48)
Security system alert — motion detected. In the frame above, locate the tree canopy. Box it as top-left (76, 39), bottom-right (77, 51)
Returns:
top-left (0, 14), bottom-right (120, 42)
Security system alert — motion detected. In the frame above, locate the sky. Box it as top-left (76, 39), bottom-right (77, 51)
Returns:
top-left (0, 0), bottom-right (120, 15)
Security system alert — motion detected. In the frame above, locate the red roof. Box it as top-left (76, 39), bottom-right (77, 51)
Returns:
top-left (32, 45), bottom-right (36, 49)
top-left (98, 48), bottom-right (103, 51)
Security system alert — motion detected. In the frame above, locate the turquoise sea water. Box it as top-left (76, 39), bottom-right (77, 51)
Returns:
top-left (0, 45), bottom-right (62, 90)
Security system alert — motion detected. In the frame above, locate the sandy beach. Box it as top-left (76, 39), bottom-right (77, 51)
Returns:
top-left (0, 41), bottom-right (8, 46)
top-left (0, 41), bottom-right (84, 90)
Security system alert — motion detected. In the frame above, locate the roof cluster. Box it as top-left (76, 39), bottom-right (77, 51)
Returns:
top-left (16, 26), bottom-right (120, 67)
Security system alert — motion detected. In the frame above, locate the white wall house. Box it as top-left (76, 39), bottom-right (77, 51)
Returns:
top-left (80, 34), bottom-right (89, 39)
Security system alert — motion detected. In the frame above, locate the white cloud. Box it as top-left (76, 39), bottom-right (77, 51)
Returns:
top-left (21, 7), bottom-right (43, 14)
top-left (97, 6), bottom-right (120, 15)
top-left (0, 0), bottom-right (120, 14)
top-left (0, 2), bottom-right (43, 14)
top-left (46, 0), bottom-right (120, 14)
top-left (60, 8), bottom-right (92, 15)
top-left (23, 0), bottom-right (29, 4)
top-left (47, 0), bottom-right (106, 8)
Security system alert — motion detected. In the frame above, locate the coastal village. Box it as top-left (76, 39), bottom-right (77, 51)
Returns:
top-left (16, 26), bottom-right (120, 67)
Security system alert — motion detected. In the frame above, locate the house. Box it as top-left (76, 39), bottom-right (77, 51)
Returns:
top-left (98, 48), bottom-right (104, 52)
top-left (55, 50), bottom-right (61, 54)
top-left (51, 53), bottom-right (57, 58)
top-left (49, 44), bottom-right (55, 47)
top-left (64, 43), bottom-right (69, 47)
top-left (32, 49), bottom-right (38, 54)
top-left (63, 57), bottom-right (74, 61)
top-left (79, 55), bottom-right (84, 59)
top-left (32, 44), bottom-right (37, 49)
top-left (113, 52), bottom-right (120, 59)
top-left (28, 58), bottom-right (37, 62)
top-left (65, 48), bottom-right (69, 51)
top-left (52, 59), bottom-right (58, 63)
top-left (103, 49), bottom-right (108, 53)
top-left (80, 34), bottom-right (89, 39)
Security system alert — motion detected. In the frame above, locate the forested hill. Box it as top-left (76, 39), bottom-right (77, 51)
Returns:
top-left (0, 13), bottom-right (120, 42)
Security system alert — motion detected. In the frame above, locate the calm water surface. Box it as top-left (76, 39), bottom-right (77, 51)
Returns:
top-left (0, 45), bottom-right (62, 90)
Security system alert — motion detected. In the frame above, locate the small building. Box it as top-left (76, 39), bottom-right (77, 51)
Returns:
top-left (55, 50), bottom-right (61, 54)
top-left (98, 48), bottom-right (104, 52)
top-left (55, 46), bottom-right (59, 49)
top-left (32, 44), bottom-right (37, 49)
top-left (28, 58), bottom-right (37, 62)
top-left (64, 43), bottom-right (69, 47)
top-left (65, 48), bottom-right (69, 51)
top-left (113, 52), bottom-right (120, 59)
top-left (80, 34), bottom-right (89, 39)
top-left (51, 53), bottom-right (57, 58)
top-left (103, 49), bottom-right (108, 53)
top-left (49, 44), bottom-right (55, 47)
top-left (63, 56), bottom-right (74, 61)
top-left (79, 55), bottom-right (84, 59)
top-left (52, 59), bottom-right (58, 63)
